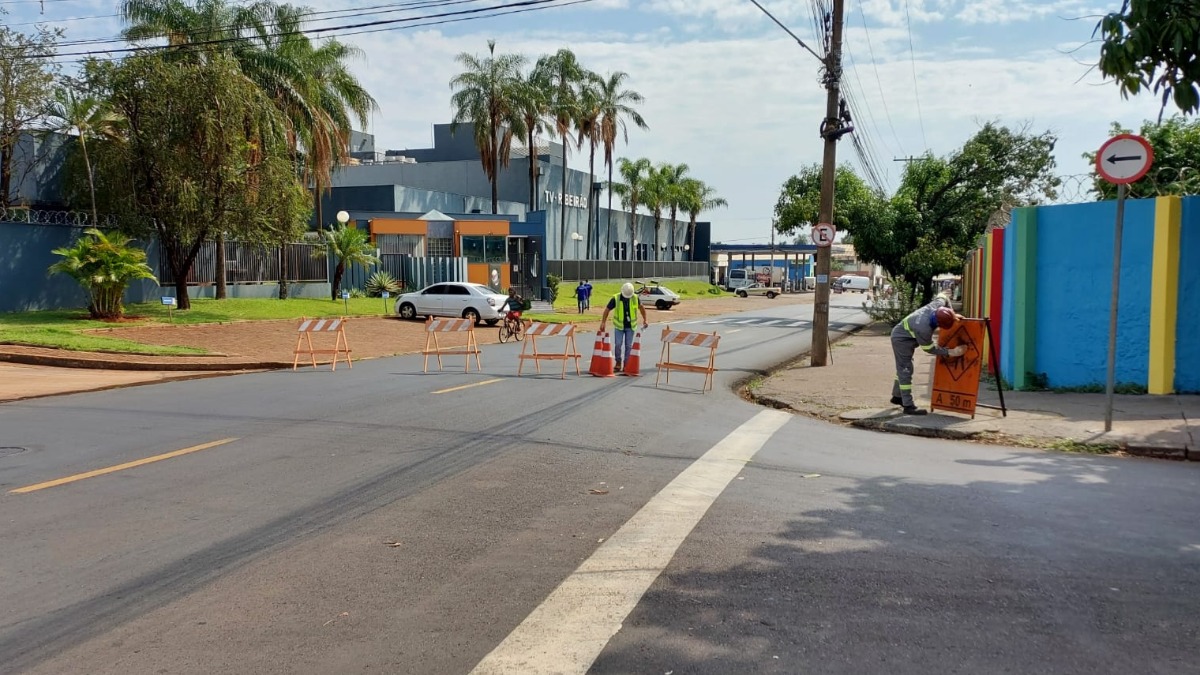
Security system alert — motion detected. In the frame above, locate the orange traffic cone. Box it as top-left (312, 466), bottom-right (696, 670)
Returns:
top-left (623, 332), bottom-right (642, 376)
top-left (589, 331), bottom-right (614, 377)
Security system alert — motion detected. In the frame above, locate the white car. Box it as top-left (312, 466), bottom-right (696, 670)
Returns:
top-left (636, 282), bottom-right (681, 310)
top-left (394, 282), bottom-right (509, 325)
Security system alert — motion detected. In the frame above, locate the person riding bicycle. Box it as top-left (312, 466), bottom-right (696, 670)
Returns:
top-left (498, 288), bottom-right (524, 327)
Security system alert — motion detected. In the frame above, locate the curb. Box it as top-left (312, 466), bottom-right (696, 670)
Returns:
top-left (0, 352), bottom-right (290, 372)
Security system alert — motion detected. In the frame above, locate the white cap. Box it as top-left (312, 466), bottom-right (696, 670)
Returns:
top-left (621, 283), bottom-right (634, 298)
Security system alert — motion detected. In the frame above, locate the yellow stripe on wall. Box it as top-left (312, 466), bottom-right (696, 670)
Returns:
top-left (1148, 196), bottom-right (1182, 395)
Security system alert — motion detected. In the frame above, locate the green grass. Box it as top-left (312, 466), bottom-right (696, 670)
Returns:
top-left (0, 296), bottom-right (403, 355)
top-left (553, 279), bottom-right (729, 310)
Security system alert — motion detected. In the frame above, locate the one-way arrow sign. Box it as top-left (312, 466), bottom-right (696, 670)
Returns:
top-left (1096, 134), bottom-right (1154, 184)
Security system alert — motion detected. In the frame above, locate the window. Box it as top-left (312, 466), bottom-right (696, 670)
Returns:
top-left (447, 284), bottom-right (470, 295)
top-left (377, 234), bottom-right (423, 256)
top-left (485, 236), bottom-right (507, 263)
top-left (461, 236), bottom-right (485, 263)
top-left (424, 285), bottom-right (448, 295)
top-left (427, 237), bottom-right (453, 257)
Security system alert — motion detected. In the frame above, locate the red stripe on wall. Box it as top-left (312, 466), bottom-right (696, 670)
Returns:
top-left (987, 228), bottom-right (1006, 376)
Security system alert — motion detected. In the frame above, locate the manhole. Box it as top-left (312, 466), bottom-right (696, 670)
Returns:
top-left (0, 447), bottom-right (28, 458)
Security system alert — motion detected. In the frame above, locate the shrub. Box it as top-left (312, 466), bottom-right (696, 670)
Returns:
top-left (547, 274), bottom-right (561, 303)
top-left (365, 270), bottom-right (401, 297)
top-left (48, 228), bottom-right (157, 319)
top-left (862, 278), bottom-right (922, 326)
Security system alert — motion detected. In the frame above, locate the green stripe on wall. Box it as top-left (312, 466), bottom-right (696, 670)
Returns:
top-left (1012, 207), bottom-right (1038, 390)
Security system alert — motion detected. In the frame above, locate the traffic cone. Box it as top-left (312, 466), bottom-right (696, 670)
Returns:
top-left (623, 332), bottom-right (642, 376)
top-left (589, 331), bottom-right (614, 377)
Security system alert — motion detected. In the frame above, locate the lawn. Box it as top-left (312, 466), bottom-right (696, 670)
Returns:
top-left (0, 296), bottom-right (403, 355)
top-left (553, 278), bottom-right (726, 311)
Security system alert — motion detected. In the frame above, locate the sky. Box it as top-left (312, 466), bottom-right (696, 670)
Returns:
top-left (6, 0), bottom-right (1170, 243)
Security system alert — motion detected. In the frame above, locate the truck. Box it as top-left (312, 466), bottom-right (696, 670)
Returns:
top-left (734, 282), bottom-right (781, 299)
top-left (725, 266), bottom-right (785, 292)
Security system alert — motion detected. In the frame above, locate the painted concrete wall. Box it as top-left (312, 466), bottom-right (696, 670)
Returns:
top-left (1176, 196), bottom-right (1200, 393)
top-left (1033, 199), bottom-right (1154, 388)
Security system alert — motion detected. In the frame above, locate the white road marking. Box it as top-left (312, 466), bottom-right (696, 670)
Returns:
top-left (469, 410), bottom-right (792, 675)
top-left (704, 320), bottom-right (724, 324)
top-left (726, 328), bottom-right (743, 334)
top-left (787, 321), bottom-right (805, 327)
top-left (734, 319), bottom-right (756, 325)
top-left (760, 319), bottom-right (782, 326)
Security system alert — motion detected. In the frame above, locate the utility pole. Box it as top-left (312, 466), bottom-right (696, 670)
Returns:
top-left (810, 0), bottom-right (847, 367)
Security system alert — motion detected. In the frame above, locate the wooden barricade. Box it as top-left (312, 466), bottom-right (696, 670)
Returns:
top-left (517, 322), bottom-right (582, 379)
top-left (423, 317), bottom-right (482, 373)
top-left (655, 326), bottom-right (720, 392)
top-left (293, 317), bottom-right (352, 371)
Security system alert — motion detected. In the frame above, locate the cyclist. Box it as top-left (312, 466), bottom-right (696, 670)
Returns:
top-left (498, 288), bottom-right (524, 331)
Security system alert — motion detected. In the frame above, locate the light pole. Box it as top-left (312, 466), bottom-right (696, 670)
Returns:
top-left (571, 231), bottom-right (582, 259)
top-left (336, 210), bottom-right (349, 226)
top-left (633, 239), bottom-right (639, 261)
top-left (684, 244), bottom-right (690, 262)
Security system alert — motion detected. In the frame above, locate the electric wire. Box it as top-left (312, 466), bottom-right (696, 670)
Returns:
top-left (746, 0), bottom-right (823, 63)
top-left (901, 0), bottom-right (928, 150)
top-left (855, 0), bottom-right (905, 156)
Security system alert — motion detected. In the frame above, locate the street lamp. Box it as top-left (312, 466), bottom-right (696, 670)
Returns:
top-left (633, 239), bottom-right (639, 261)
top-left (336, 210), bottom-right (349, 226)
top-left (570, 231), bottom-right (583, 259)
top-left (684, 243), bottom-right (691, 262)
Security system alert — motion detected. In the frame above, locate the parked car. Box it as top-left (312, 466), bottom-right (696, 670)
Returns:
top-left (394, 282), bottom-right (509, 325)
top-left (637, 281), bottom-right (681, 310)
top-left (735, 282), bottom-right (781, 299)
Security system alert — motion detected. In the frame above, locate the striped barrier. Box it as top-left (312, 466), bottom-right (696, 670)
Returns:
top-left (517, 322), bottom-right (582, 379)
top-left (423, 317), bottom-right (482, 373)
top-left (655, 326), bottom-right (720, 392)
top-left (293, 317), bottom-right (352, 371)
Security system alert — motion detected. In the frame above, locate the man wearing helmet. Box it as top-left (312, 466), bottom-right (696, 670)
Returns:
top-left (890, 294), bottom-right (966, 415)
top-left (600, 282), bottom-right (650, 373)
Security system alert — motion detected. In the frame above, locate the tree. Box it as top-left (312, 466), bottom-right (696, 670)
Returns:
top-left (610, 157), bottom-right (651, 259)
top-left (641, 165), bottom-right (669, 261)
top-left (535, 49), bottom-right (585, 257)
top-left (659, 162), bottom-right (690, 259)
top-left (1095, 0), bottom-right (1200, 119)
top-left (49, 228), bottom-right (156, 319)
top-left (576, 71), bottom-right (602, 258)
top-left (450, 40), bottom-right (526, 215)
top-left (680, 178), bottom-right (727, 259)
top-left (42, 88), bottom-right (123, 227)
top-left (319, 221), bottom-right (378, 300)
top-left (515, 68), bottom-right (550, 211)
top-left (595, 71), bottom-right (646, 261)
top-left (1085, 116), bottom-right (1200, 199)
top-left (0, 23), bottom-right (60, 207)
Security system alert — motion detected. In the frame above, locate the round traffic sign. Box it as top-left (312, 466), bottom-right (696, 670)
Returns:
top-left (813, 222), bottom-right (836, 248)
top-left (1096, 134), bottom-right (1154, 185)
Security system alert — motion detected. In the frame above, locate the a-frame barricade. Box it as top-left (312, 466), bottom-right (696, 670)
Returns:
top-left (293, 317), bottom-right (352, 371)
top-left (423, 317), bottom-right (482, 373)
top-left (655, 326), bottom-right (720, 392)
top-left (517, 322), bottom-right (582, 379)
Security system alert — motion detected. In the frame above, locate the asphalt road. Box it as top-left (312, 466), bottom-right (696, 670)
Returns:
top-left (1, 294), bottom-right (1198, 675)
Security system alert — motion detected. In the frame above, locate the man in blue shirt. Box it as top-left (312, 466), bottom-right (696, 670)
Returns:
top-left (599, 282), bottom-right (649, 373)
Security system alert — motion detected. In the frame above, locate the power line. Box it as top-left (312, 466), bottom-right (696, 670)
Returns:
top-left (855, 0), bottom-right (905, 157)
top-left (901, 0), bottom-right (928, 150)
top-left (745, 0), bottom-right (823, 63)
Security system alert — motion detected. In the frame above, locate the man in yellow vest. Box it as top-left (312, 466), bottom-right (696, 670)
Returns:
top-left (599, 282), bottom-right (650, 373)
top-left (891, 294), bottom-right (965, 414)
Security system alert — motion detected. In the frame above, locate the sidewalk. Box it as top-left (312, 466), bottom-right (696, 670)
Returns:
top-left (751, 323), bottom-right (1199, 460)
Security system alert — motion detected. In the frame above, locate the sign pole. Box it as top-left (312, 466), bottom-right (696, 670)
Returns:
top-left (1104, 182), bottom-right (1126, 432)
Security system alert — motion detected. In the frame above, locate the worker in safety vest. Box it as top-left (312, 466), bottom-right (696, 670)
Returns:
top-left (599, 282), bottom-right (649, 373)
top-left (891, 294), bottom-right (965, 415)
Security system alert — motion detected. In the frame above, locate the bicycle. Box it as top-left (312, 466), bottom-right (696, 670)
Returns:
top-left (498, 313), bottom-right (525, 343)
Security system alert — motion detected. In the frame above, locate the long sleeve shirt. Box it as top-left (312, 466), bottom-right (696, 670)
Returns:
top-left (897, 296), bottom-right (952, 356)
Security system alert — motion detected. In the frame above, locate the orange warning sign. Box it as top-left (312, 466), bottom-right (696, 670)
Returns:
top-left (931, 318), bottom-right (986, 417)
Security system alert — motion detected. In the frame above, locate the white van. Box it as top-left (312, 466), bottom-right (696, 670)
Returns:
top-left (838, 275), bottom-right (871, 293)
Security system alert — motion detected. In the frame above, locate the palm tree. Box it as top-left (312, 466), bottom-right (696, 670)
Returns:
top-left (596, 71), bottom-right (647, 260)
top-left (641, 165), bottom-right (669, 261)
top-left (43, 88), bottom-right (123, 227)
top-left (659, 162), bottom-right (691, 260)
top-left (49, 228), bottom-right (157, 319)
top-left (576, 71), bottom-right (602, 258)
top-left (515, 67), bottom-right (550, 211)
top-left (318, 222), bottom-right (379, 300)
top-left (450, 40), bottom-right (527, 215)
top-left (534, 49), bottom-right (585, 257)
top-left (610, 157), bottom-right (651, 259)
top-left (680, 178), bottom-right (727, 260)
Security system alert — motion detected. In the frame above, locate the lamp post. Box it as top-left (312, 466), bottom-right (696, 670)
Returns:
top-left (336, 210), bottom-right (349, 226)
top-left (633, 239), bottom-right (639, 262)
top-left (684, 243), bottom-right (690, 262)
top-left (570, 231), bottom-right (582, 259)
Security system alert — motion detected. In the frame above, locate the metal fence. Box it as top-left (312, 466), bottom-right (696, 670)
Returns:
top-left (158, 241), bottom-right (328, 285)
top-left (547, 260), bottom-right (709, 282)
top-left (0, 206), bottom-right (119, 228)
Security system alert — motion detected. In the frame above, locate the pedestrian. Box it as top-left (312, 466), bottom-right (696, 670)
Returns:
top-left (890, 294), bottom-right (965, 415)
top-left (581, 279), bottom-right (592, 311)
top-left (575, 280), bottom-right (587, 314)
top-left (600, 282), bottom-right (649, 373)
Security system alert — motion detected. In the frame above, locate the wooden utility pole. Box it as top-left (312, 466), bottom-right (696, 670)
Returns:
top-left (810, 0), bottom-right (846, 367)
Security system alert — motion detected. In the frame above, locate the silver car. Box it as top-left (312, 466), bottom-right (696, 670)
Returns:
top-left (394, 282), bottom-right (509, 325)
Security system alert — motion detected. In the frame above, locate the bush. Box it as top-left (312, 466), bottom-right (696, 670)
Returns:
top-left (365, 270), bottom-right (401, 297)
top-left (48, 228), bottom-right (157, 319)
top-left (348, 288), bottom-right (367, 299)
top-left (862, 278), bottom-right (922, 326)
top-left (547, 274), bottom-right (561, 303)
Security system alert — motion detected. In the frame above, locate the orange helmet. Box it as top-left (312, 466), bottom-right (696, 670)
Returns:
top-left (935, 307), bottom-right (957, 330)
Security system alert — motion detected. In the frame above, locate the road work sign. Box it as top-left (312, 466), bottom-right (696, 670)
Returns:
top-left (931, 319), bottom-right (986, 417)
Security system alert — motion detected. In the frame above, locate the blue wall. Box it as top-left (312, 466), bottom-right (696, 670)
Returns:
top-left (1033, 198), bottom-right (1155, 388)
top-left (1176, 197), bottom-right (1200, 392)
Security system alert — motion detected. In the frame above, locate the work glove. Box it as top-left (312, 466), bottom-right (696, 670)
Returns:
top-left (947, 346), bottom-right (967, 358)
